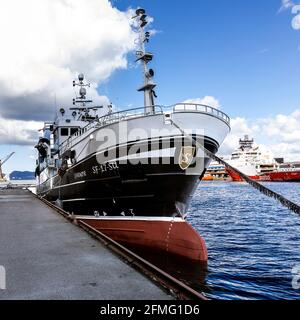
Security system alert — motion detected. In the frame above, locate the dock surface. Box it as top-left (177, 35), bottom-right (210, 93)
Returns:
top-left (0, 189), bottom-right (171, 300)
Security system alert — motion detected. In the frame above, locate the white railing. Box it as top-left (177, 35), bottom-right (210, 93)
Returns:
top-left (59, 103), bottom-right (230, 154)
top-left (59, 106), bottom-right (163, 154)
top-left (173, 103), bottom-right (230, 125)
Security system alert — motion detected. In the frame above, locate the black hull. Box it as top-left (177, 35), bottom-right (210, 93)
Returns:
top-left (37, 137), bottom-right (218, 217)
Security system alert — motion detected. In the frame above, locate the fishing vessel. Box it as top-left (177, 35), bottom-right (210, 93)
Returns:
top-left (35, 8), bottom-right (231, 261)
top-left (226, 136), bottom-right (300, 182)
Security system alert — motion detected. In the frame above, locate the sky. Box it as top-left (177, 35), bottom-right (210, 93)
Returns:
top-left (0, 0), bottom-right (300, 175)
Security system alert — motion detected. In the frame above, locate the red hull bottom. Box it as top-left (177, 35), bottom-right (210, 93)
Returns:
top-left (77, 217), bottom-right (208, 263)
top-left (227, 169), bottom-right (260, 182)
top-left (268, 172), bottom-right (300, 182)
top-left (227, 169), bottom-right (300, 182)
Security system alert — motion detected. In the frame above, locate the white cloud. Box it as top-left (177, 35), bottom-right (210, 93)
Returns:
top-left (219, 109), bottom-right (300, 161)
top-left (279, 0), bottom-right (295, 12)
top-left (219, 117), bottom-right (256, 155)
top-left (291, 6), bottom-right (300, 29)
top-left (0, 117), bottom-right (42, 145)
top-left (183, 96), bottom-right (220, 109)
top-left (279, 1), bottom-right (300, 30)
top-left (261, 110), bottom-right (300, 143)
top-left (0, 0), bottom-right (136, 125)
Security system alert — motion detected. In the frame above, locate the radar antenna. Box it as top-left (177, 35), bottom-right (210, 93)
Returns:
top-left (72, 73), bottom-right (92, 109)
top-left (71, 74), bottom-right (103, 121)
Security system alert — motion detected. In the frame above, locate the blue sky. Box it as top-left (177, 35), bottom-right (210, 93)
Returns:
top-left (109, 0), bottom-right (300, 118)
top-left (1, 0), bottom-right (300, 175)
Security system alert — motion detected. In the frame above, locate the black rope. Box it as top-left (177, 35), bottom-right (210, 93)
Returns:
top-left (171, 120), bottom-right (300, 215)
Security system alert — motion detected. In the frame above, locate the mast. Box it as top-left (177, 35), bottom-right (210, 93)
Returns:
top-left (133, 8), bottom-right (157, 115)
top-left (72, 73), bottom-right (92, 110)
top-left (71, 74), bottom-right (103, 120)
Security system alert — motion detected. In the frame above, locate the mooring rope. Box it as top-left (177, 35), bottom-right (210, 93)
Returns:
top-left (170, 119), bottom-right (300, 215)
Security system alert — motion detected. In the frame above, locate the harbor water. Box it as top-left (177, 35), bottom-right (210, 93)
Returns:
top-left (187, 181), bottom-right (300, 300)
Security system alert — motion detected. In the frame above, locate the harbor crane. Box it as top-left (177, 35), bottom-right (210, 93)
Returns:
top-left (0, 152), bottom-right (15, 180)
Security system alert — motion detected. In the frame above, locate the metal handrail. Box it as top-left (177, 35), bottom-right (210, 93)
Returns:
top-left (59, 103), bottom-right (230, 154)
top-left (172, 103), bottom-right (230, 125)
top-left (59, 105), bottom-right (164, 153)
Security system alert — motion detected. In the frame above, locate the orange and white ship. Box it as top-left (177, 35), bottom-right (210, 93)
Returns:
top-left (226, 135), bottom-right (300, 182)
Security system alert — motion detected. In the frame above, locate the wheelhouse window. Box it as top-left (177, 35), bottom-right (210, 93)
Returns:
top-left (60, 128), bottom-right (69, 136)
top-left (70, 128), bottom-right (78, 135)
top-left (280, 165), bottom-right (289, 169)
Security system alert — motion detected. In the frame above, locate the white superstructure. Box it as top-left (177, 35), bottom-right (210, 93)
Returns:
top-left (228, 135), bottom-right (276, 177)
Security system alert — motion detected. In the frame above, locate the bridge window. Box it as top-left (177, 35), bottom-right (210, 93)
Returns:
top-left (60, 128), bottom-right (69, 136)
top-left (70, 128), bottom-right (78, 135)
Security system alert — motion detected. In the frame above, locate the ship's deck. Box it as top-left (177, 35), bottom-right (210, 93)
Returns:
top-left (0, 188), bottom-right (171, 300)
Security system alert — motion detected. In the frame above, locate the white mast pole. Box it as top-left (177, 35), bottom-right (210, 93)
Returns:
top-left (134, 8), bottom-right (156, 115)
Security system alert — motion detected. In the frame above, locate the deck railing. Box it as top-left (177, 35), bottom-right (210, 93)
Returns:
top-left (59, 103), bottom-right (230, 154)
top-left (59, 106), bottom-right (164, 154)
top-left (172, 103), bottom-right (230, 125)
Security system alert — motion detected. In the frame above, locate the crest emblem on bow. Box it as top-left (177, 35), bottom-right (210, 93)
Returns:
top-left (179, 146), bottom-right (195, 170)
